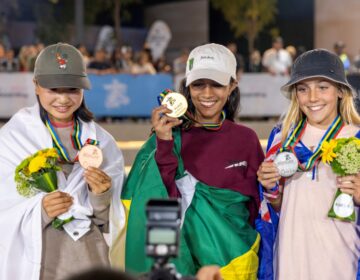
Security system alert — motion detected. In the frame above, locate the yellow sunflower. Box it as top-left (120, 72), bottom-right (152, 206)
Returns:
top-left (354, 138), bottom-right (360, 147)
top-left (28, 155), bottom-right (47, 174)
top-left (321, 139), bottom-right (337, 164)
top-left (45, 148), bottom-right (58, 158)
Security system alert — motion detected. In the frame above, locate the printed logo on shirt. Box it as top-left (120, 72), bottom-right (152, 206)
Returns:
top-left (225, 160), bottom-right (248, 170)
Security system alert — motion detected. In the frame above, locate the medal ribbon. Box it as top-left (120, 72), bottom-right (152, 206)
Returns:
top-left (280, 115), bottom-right (344, 171)
top-left (157, 88), bottom-right (172, 105)
top-left (71, 118), bottom-right (82, 151)
top-left (158, 89), bottom-right (226, 131)
top-left (85, 139), bottom-right (99, 146)
top-left (74, 139), bottom-right (101, 163)
top-left (45, 114), bottom-right (82, 162)
top-left (45, 115), bottom-right (100, 163)
top-left (183, 110), bottom-right (226, 131)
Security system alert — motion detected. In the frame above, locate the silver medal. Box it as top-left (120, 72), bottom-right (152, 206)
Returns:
top-left (274, 151), bottom-right (298, 177)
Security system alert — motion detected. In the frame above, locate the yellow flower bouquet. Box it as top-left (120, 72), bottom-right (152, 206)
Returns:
top-left (321, 137), bottom-right (360, 222)
top-left (15, 148), bottom-right (61, 197)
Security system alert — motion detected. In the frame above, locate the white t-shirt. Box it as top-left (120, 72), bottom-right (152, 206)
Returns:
top-left (262, 48), bottom-right (292, 75)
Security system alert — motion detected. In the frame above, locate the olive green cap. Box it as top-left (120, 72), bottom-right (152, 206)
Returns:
top-left (34, 43), bottom-right (91, 90)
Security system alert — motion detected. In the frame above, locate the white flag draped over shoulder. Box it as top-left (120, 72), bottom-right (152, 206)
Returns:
top-left (0, 104), bottom-right (125, 279)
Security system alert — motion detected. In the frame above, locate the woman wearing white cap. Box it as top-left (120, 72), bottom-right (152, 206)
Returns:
top-left (0, 43), bottom-right (125, 280)
top-left (257, 49), bottom-right (360, 279)
top-left (122, 43), bottom-right (264, 279)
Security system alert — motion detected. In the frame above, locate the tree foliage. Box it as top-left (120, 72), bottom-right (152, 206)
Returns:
top-left (0, 0), bottom-right (20, 46)
top-left (80, 0), bottom-right (141, 46)
top-left (32, 0), bottom-right (139, 45)
top-left (211, 0), bottom-right (277, 53)
top-left (33, 0), bottom-right (73, 44)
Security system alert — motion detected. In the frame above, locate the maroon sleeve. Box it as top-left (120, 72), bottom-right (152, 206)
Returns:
top-left (246, 134), bottom-right (265, 226)
top-left (154, 137), bottom-right (180, 197)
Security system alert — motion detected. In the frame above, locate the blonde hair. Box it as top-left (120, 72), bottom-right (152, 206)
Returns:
top-left (280, 84), bottom-right (360, 143)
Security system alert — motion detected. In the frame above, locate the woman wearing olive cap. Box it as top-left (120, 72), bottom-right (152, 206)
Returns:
top-left (257, 49), bottom-right (360, 279)
top-left (0, 43), bottom-right (125, 280)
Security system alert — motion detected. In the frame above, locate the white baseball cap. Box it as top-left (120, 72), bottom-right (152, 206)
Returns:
top-left (185, 43), bottom-right (237, 86)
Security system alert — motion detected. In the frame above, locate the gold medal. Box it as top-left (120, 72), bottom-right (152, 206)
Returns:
top-left (78, 145), bottom-right (103, 169)
top-left (161, 92), bottom-right (188, 118)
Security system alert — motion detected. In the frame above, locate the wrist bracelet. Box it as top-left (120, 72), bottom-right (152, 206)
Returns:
top-left (263, 190), bottom-right (280, 199)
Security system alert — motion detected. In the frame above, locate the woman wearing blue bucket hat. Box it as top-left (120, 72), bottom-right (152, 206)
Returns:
top-left (256, 49), bottom-right (360, 279)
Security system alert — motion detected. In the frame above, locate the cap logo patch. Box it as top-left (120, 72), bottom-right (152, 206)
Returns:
top-left (55, 52), bottom-right (68, 69)
top-left (200, 55), bottom-right (214, 60)
top-left (189, 58), bottom-right (194, 71)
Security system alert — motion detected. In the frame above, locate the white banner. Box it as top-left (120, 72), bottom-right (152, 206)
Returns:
top-left (0, 73), bottom-right (35, 118)
top-left (0, 73), bottom-right (290, 118)
top-left (238, 73), bottom-right (290, 117)
top-left (145, 20), bottom-right (172, 61)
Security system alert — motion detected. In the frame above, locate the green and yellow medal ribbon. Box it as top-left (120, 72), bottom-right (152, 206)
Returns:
top-left (44, 115), bottom-right (100, 230)
top-left (183, 110), bottom-right (226, 131)
top-left (45, 114), bottom-right (84, 163)
top-left (280, 115), bottom-right (344, 172)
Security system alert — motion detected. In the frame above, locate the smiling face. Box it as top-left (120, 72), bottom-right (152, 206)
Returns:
top-left (189, 79), bottom-right (237, 124)
top-left (295, 78), bottom-right (342, 129)
top-left (35, 81), bottom-right (83, 123)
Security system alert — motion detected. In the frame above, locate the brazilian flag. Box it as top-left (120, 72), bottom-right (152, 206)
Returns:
top-left (122, 129), bottom-right (260, 279)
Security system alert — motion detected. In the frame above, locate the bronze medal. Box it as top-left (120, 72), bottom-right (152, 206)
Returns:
top-left (78, 145), bottom-right (103, 169)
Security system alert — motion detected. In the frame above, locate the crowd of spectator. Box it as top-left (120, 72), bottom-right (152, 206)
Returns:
top-left (1, 37), bottom-right (360, 80)
top-left (0, 38), bottom-right (359, 119)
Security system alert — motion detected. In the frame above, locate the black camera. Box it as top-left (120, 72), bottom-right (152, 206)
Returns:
top-left (140, 198), bottom-right (195, 280)
top-left (146, 198), bottom-right (181, 259)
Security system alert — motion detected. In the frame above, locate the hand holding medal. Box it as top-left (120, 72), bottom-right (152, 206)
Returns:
top-left (161, 91), bottom-right (188, 118)
top-left (257, 161), bottom-right (282, 189)
top-left (152, 89), bottom-right (188, 140)
top-left (79, 141), bottom-right (111, 194)
top-left (83, 166), bottom-right (112, 194)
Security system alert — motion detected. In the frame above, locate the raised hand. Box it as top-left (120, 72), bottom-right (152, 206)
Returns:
top-left (151, 105), bottom-right (182, 140)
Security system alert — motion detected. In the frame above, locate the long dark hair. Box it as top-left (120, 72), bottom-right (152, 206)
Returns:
top-left (178, 77), bottom-right (240, 128)
top-left (37, 96), bottom-right (94, 123)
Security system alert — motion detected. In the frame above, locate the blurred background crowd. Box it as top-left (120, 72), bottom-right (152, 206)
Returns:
top-left (1, 37), bottom-right (359, 73)
top-left (0, 0), bottom-right (360, 121)
top-left (1, 0), bottom-right (359, 77)
top-left (1, 37), bottom-right (359, 85)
